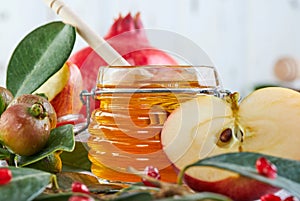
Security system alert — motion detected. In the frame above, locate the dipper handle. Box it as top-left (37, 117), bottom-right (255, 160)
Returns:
top-left (43, 0), bottom-right (130, 66)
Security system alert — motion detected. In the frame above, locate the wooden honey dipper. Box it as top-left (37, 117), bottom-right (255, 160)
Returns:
top-left (43, 0), bottom-right (130, 66)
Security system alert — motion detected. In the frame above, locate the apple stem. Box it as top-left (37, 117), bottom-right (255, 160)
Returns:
top-left (177, 168), bottom-right (186, 185)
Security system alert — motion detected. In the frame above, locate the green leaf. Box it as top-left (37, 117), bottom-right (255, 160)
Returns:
top-left (60, 141), bottom-right (91, 172)
top-left (179, 152), bottom-right (300, 198)
top-left (6, 21), bottom-right (76, 97)
top-left (17, 124), bottom-right (75, 166)
top-left (56, 172), bottom-right (99, 191)
top-left (0, 96), bottom-right (5, 115)
top-left (0, 147), bottom-right (10, 160)
top-left (0, 167), bottom-right (52, 201)
top-left (26, 152), bottom-right (62, 174)
top-left (56, 171), bottom-right (122, 194)
top-left (111, 192), bottom-right (230, 201)
top-left (117, 183), bottom-right (232, 201)
top-left (154, 192), bottom-right (232, 201)
top-left (34, 193), bottom-right (72, 201)
top-left (112, 192), bottom-right (153, 201)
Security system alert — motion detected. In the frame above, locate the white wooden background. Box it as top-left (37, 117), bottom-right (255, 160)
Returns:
top-left (1, 0), bottom-right (300, 95)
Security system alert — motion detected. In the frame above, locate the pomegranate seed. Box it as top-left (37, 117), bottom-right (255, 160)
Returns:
top-left (256, 157), bottom-right (277, 179)
top-left (142, 166), bottom-right (161, 187)
top-left (260, 194), bottom-right (281, 201)
top-left (71, 182), bottom-right (90, 194)
top-left (69, 195), bottom-right (93, 201)
top-left (0, 168), bottom-right (12, 185)
top-left (284, 196), bottom-right (295, 201)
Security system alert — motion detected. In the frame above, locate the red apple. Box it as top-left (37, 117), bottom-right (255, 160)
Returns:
top-left (50, 61), bottom-right (83, 118)
top-left (161, 87), bottom-right (300, 201)
top-left (183, 173), bottom-right (278, 201)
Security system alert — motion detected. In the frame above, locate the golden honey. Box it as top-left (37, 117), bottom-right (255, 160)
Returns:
top-left (87, 66), bottom-right (219, 182)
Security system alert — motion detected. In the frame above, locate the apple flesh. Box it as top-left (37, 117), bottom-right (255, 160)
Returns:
top-left (33, 63), bottom-right (70, 101)
top-left (50, 61), bottom-right (83, 118)
top-left (161, 87), bottom-right (300, 201)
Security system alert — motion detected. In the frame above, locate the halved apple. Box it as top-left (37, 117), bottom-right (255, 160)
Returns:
top-left (33, 63), bottom-right (70, 101)
top-left (50, 61), bottom-right (83, 118)
top-left (34, 61), bottom-right (83, 119)
top-left (161, 87), bottom-right (300, 201)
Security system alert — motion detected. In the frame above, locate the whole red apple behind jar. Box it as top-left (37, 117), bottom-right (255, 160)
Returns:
top-left (70, 13), bottom-right (178, 115)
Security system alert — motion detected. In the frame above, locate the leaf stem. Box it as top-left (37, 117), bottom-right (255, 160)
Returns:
top-left (51, 174), bottom-right (60, 191)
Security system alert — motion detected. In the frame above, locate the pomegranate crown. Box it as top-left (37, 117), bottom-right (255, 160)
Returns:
top-left (104, 12), bottom-right (146, 39)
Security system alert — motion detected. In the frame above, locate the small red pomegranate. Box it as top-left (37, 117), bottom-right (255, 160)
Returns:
top-left (70, 13), bottom-right (177, 115)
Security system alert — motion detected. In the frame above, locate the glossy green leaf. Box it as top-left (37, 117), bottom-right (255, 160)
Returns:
top-left (34, 193), bottom-right (72, 201)
top-left (17, 124), bottom-right (75, 166)
top-left (6, 21), bottom-right (76, 97)
top-left (112, 192), bottom-right (153, 201)
top-left (154, 193), bottom-right (232, 201)
top-left (0, 167), bottom-right (52, 201)
top-left (110, 191), bottom-right (231, 201)
top-left (26, 152), bottom-right (62, 174)
top-left (56, 172), bottom-right (99, 191)
top-left (56, 171), bottom-right (122, 194)
top-left (0, 147), bottom-right (10, 160)
top-left (60, 141), bottom-right (91, 172)
top-left (0, 96), bottom-right (5, 115)
top-left (178, 152), bottom-right (300, 198)
top-left (117, 182), bottom-right (232, 201)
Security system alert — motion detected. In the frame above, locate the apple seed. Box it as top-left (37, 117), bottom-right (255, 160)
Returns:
top-left (219, 128), bottom-right (232, 143)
